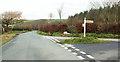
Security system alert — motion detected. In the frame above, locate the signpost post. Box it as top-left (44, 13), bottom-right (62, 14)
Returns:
top-left (83, 17), bottom-right (86, 37)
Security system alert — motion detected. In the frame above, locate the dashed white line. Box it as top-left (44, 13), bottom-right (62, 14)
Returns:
top-left (46, 36), bottom-right (56, 43)
top-left (64, 47), bottom-right (68, 49)
top-left (50, 37), bottom-right (60, 42)
top-left (68, 49), bottom-right (72, 52)
top-left (57, 44), bottom-right (62, 46)
top-left (64, 44), bottom-right (68, 46)
top-left (75, 49), bottom-right (80, 51)
top-left (77, 56), bottom-right (85, 60)
top-left (46, 36), bottom-right (95, 60)
top-left (61, 45), bottom-right (65, 47)
top-left (56, 40), bottom-right (60, 42)
top-left (86, 55), bottom-right (94, 59)
top-left (80, 51), bottom-right (86, 54)
top-left (64, 44), bottom-right (73, 47)
top-left (67, 44), bottom-right (73, 47)
top-left (71, 46), bottom-right (76, 49)
top-left (72, 53), bottom-right (77, 55)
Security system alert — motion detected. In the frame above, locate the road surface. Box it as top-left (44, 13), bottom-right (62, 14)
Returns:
top-left (1, 31), bottom-right (80, 60)
top-left (54, 36), bottom-right (119, 60)
top-left (0, 31), bottom-right (119, 61)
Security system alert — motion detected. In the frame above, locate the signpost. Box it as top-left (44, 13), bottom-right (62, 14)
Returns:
top-left (83, 17), bottom-right (86, 37)
top-left (82, 17), bottom-right (94, 37)
top-left (86, 20), bottom-right (94, 23)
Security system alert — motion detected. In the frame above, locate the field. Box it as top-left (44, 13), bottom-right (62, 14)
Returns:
top-left (24, 20), bottom-right (34, 22)
top-left (23, 19), bottom-right (66, 23)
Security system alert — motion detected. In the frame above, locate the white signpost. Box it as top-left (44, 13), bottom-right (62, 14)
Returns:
top-left (82, 18), bottom-right (94, 37)
top-left (83, 17), bottom-right (86, 37)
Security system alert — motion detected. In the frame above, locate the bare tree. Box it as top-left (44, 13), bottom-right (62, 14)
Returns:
top-left (49, 13), bottom-right (53, 21)
top-left (89, 0), bottom-right (119, 9)
top-left (57, 4), bottom-right (64, 21)
top-left (89, 0), bottom-right (102, 9)
top-left (1, 11), bottom-right (22, 31)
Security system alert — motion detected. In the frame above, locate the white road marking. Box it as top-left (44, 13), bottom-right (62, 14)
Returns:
top-left (80, 51), bottom-right (86, 54)
top-left (67, 44), bottom-right (73, 47)
top-left (65, 44), bottom-right (68, 45)
top-left (46, 36), bottom-right (55, 42)
top-left (50, 37), bottom-right (60, 42)
top-left (86, 55), bottom-right (94, 59)
top-left (46, 36), bottom-right (95, 60)
top-left (57, 44), bottom-right (62, 46)
top-left (72, 53), bottom-right (77, 55)
top-left (46, 36), bottom-right (56, 43)
top-left (77, 56), bottom-right (85, 60)
top-left (64, 47), bottom-right (68, 49)
top-left (75, 49), bottom-right (80, 51)
top-left (68, 49), bottom-right (72, 52)
top-left (71, 46), bottom-right (76, 49)
top-left (64, 44), bottom-right (71, 47)
top-left (57, 40), bottom-right (60, 42)
top-left (61, 45), bottom-right (65, 47)
top-left (64, 44), bottom-right (68, 46)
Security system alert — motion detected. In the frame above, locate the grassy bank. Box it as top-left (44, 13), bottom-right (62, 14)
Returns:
top-left (0, 30), bottom-right (28, 46)
top-left (59, 37), bottom-right (111, 44)
top-left (37, 31), bottom-right (119, 39)
top-left (0, 33), bottom-right (16, 46)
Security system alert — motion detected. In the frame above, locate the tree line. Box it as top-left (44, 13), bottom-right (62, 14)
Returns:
top-left (68, 0), bottom-right (120, 23)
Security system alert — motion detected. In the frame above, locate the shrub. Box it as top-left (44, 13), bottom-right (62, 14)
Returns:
top-left (59, 22), bottom-right (67, 33)
top-left (67, 25), bottom-right (77, 33)
top-left (86, 23), bottom-right (97, 33)
top-left (49, 23), bottom-right (58, 34)
top-left (76, 22), bottom-right (119, 34)
top-left (42, 24), bottom-right (50, 32)
top-left (13, 24), bottom-right (32, 31)
top-left (76, 22), bottom-right (83, 33)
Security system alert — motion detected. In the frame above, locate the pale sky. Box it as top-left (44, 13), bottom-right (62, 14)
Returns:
top-left (0, 0), bottom-right (91, 20)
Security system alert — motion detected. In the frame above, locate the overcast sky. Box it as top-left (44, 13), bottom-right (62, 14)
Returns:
top-left (0, 0), bottom-right (92, 20)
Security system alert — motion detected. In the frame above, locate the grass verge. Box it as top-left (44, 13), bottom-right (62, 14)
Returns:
top-left (37, 31), bottom-right (119, 39)
top-left (59, 37), bottom-right (111, 44)
top-left (0, 30), bottom-right (28, 46)
top-left (37, 31), bottom-right (51, 36)
top-left (0, 33), bottom-right (16, 46)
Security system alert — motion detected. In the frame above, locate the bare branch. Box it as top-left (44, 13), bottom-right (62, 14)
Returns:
top-left (1, 11), bottom-right (22, 20)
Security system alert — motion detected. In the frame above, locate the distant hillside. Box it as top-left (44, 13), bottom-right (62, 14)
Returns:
top-left (46, 19), bottom-right (67, 23)
top-left (24, 20), bottom-right (34, 22)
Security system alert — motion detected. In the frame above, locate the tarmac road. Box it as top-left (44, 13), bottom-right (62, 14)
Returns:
top-left (1, 31), bottom-right (79, 60)
top-left (55, 37), bottom-right (119, 60)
